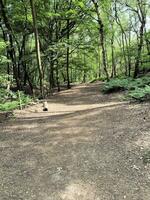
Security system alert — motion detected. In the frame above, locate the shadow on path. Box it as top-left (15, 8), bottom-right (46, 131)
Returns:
top-left (0, 82), bottom-right (150, 200)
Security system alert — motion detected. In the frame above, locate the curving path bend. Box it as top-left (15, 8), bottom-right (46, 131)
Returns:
top-left (0, 82), bottom-right (150, 200)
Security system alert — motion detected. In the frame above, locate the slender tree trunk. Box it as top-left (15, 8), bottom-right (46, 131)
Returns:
top-left (111, 34), bottom-right (116, 78)
top-left (6, 52), bottom-right (10, 80)
top-left (121, 32), bottom-right (128, 76)
top-left (54, 0), bottom-right (60, 92)
top-left (30, 0), bottom-right (44, 98)
top-left (144, 29), bottom-right (150, 55)
top-left (97, 45), bottom-right (101, 78)
top-left (83, 50), bottom-right (86, 83)
top-left (92, 0), bottom-right (109, 81)
top-left (128, 24), bottom-right (132, 77)
top-left (18, 34), bottom-right (26, 84)
top-left (66, 19), bottom-right (71, 89)
top-left (47, 20), bottom-right (55, 90)
top-left (134, 24), bottom-right (145, 77)
top-left (56, 60), bottom-right (60, 92)
top-left (9, 34), bottom-right (22, 89)
top-left (62, 72), bottom-right (66, 83)
top-left (49, 54), bottom-right (55, 89)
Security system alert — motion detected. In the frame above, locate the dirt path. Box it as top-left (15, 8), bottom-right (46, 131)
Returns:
top-left (0, 82), bottom-right (150, 200)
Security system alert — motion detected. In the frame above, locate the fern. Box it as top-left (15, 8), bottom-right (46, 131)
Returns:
top-left (128, 85), bottom-right (150, 101)
top-left (102, 76), bottom-right (150, 101)
top-left (0, 89), bottom-right (32, 111)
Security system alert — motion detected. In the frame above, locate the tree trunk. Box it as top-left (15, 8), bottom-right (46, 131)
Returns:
top-left (30, 0), bottom-right (44, 98)
top-left (56, 60), bottom-right (60, 92)
top-left (111, 34), bottom-right (116, 78)
top-left (9, 34), bottom-right (21, 89)
top-left (128, 24), bottom-right (132, 77)
top-left (66, 19), bottom-right (71, 89)
top-left (92, 0), bottom-right (109, 81)
top-left (97, 45), bottom-right (101, 78)
top-left (83, 50), bottom-right (86, 83)
top-left (134, 22), bottom-right (145, 78)
top-left (144, 29), bottom-right (150, 55)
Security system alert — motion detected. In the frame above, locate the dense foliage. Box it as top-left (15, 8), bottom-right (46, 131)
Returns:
top-left (0, 89), bottom-right (32, 111)
top-left (103, 76), bottom-right (150, 101)
top-left (0, 75), bottom-right (31, 111)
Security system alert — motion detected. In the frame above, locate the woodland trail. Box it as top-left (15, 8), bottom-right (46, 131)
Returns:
top-left (0, 82), bottom-right (150, 200)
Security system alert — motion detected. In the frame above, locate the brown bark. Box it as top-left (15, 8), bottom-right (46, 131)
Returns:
top-left (134, 0), bottom-right (146, 78)
top-left (30, 0), bottom-right (44, 98)
top-left (144, 29), bottom-right (150, 55)
top-left (54, 0), bottom-right (60, 92)
top-left (92, 0), bottom-right (109, 81)
top-left (134, 22), bottom-right (145, 77)
top-left (111, 33), bottom-right (116, 78)
top-left (66, 18), bottom-right (71, 89)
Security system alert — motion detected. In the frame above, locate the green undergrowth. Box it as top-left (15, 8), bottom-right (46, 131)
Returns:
top-left (102, 76), bottom-right (150, 101)
top-left (143, 151), bottom-right (150, 164)
top-left (0, 89), bottom-right (32, 111)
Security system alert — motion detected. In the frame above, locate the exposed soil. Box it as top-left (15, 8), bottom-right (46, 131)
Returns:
top-left (0, 82), bottom-right (150, 200)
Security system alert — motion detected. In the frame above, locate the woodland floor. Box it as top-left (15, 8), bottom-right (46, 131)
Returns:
top-left (0, 82), bottom-right (150, 200)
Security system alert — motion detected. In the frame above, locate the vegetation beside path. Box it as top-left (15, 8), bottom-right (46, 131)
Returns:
top-left (102, 76), bottom-right (150, 101)
top-left (0, 75), bottom-right (32, 112)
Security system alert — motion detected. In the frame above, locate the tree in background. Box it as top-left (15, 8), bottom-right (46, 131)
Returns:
top-left (30, 0), bottom-right (44, 97)
top-left (0, 0), bottom-right (150, 97)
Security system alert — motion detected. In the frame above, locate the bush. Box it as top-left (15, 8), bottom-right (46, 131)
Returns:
top-left (143, 151), bottom-right (150, 164)
top-left (0, 74), bottom-right (13, 88)
top-left (0, 89), bottom-right (32, 111)
top-left (0, 101), bottom-right (19, 111)
top-left (102, 76), bottom-right (150, 101)
top-left (127, 85), bottom-right (150, 101)
top-left (128, 77), bottom-right (150, 90)
top-left (0, 73), bottom-right (32, 111)
top-left (102, 78), bottom-right (131, 93)
top-left (0, 89), bottom-right (17, 103)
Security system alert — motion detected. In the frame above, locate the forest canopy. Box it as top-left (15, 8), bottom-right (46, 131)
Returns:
top-left (0, 0), bottom-right (150, 99)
